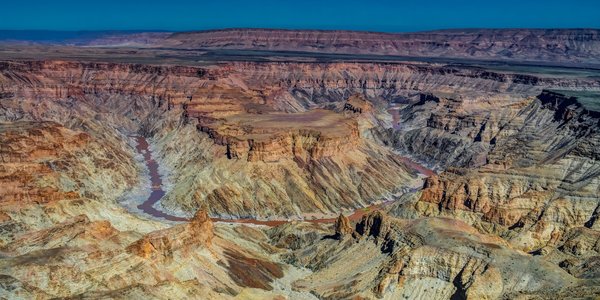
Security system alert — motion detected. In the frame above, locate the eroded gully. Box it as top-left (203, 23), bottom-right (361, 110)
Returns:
top-left (133, 136), bottom-right (435, 226)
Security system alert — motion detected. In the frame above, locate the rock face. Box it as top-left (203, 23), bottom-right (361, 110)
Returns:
top-left (152, 119), bottom-right (416, 218)
top-left (195, 106), bottom-right (361, 162)
top-left (274, 211), bottom-right (599, 299)
top-left (411, 90), bottom-right (600, 231)
top-left (0, 121), bottom-right (139, 210)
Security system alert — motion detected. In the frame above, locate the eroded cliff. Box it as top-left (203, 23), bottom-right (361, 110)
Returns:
top-left (1, 52), bottom-right (600, 299)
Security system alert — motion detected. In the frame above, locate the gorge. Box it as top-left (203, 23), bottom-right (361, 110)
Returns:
top-left (1, 28), bottom-right (600, 299)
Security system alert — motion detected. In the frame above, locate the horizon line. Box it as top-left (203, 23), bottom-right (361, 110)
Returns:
top-left (1, 26), bottom-right (599, 34)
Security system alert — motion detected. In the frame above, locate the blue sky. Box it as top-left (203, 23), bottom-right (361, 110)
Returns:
top-left (2, 0), bottom-right (600, 32)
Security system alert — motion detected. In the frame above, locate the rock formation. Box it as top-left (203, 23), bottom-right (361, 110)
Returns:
top-left (1, 30), bottom-right (600, 299)
top-left (127, 206), bottom-right (214, 259)
top-left (334, 213), bottom-right (353, 239)
top-left (4, 29), bottom-right (600, 64)
top-left (160, 29), bottom-right (600, 64)
top-left (1, 60), bottom-right (426, 218)
top-left (274, 211), bottom-right (599, 299)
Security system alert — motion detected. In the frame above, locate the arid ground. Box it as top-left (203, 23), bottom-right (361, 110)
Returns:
top-left (1, 29), bottom-right (600, 299)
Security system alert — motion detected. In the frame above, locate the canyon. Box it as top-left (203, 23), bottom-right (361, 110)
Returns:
top-left (0, 28), bottom-right (600, 299)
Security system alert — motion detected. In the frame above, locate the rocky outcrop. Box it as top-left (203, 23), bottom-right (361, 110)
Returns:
top-left (343, 94), bottom-right (373, 114)
top-left (128, 206), bottom-right (214, 259)
top-left (333, 213), bottom-right (353, 239)
top-left (355, 210), bottom-right (391, 241)
top-left (274, 211), bottom-right (598, 299)
top-left (188, 206), bottom-right (214, 245)
top-left (153, 119), bottom-right (418, 218)
top-left (196, 108), bottom-right (361, 162)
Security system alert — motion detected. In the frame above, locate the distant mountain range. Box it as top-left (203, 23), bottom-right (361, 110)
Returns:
top-left (0, 30), bottom-right (170, 46)
top-left (1, 28), bottom-right (599, 64)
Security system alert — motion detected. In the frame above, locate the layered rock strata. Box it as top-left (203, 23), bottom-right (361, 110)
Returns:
top-left (162, 29), bottom-right (600, 64)
top-left (270, 211), bottom-right (600, 299)
top-left (381, 89), bottom-right (600, 284)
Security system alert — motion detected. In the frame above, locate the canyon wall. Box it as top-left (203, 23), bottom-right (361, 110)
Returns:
top-left (163, 28), bottom-right (600, 64)
top-left (2, 60), bottom-right (599, 219)
top-left (1, 51), bottom-right (600, 298)
top-left (4, 29), bottom-right (600, 64)
top-left (0, 60), bottom-right (421, 218)
top-left (382, 89), bottom-right (600, 286)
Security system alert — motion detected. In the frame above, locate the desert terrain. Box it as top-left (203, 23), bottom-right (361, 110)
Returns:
top-left (0, 29), bottom-right (600, 299)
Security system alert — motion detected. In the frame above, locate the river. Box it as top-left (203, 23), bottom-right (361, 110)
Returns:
top-left (134, 136), bottom-right (188, 222)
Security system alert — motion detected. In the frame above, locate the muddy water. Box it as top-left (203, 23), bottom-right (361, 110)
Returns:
top-left (133, 136), bottom-right (435, 225)
top-left (134, 136), bottom-right (187, 222)
top-left (399, 157), bottom-right (436, 177)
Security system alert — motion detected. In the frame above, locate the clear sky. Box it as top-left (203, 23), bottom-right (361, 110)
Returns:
top-left (2, 0), bottom-right (600, 32)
